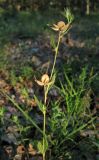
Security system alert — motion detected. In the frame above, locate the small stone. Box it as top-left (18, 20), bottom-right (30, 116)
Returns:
top-left (1, 133), bottom-right (18, 144)
top-left (28, 88), bottom-right (34, 95)
top-left (31, 48), bottom-right (39, 53)
top-left (96, 37), bottom-right (99, 45)
top-left (14, 154), bottom-right (22, 160)
top-left (49, 88), bottom-right (59, 97)
top-left (96, 154), bottom-right (99, 160)
top-left (32, 56), bottom-right (41, 67)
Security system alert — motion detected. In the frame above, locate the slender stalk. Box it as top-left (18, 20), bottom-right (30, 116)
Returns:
top-left (50, 24), bottom-right (71, 80)
top-left (41, 32), bottom-right (62, 160)
top-left (50, 32), bottom-right (61, 79)
top-left (42, 87), bottom-right (47, 160)
top-left (44, 87), bottom-right (47, 104)
top-left (43, 109), bottom-right (46, 160)
top-left (42, 31), bottom-right (62, 160)
top-left (41, 31), bottom-right (62, 160)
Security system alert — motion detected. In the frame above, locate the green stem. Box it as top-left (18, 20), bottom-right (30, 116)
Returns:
top-left (42, 87), bottom-right (47, 160)
top-left (43, 152), bottom-right (45, 160)
top-left (43, 110), bottom-right (46, 160)
top-left (41, 32), bottom-right (62, 159)
top-left (50, 32), bottom-right (61, 79)
top-left (42, 32), bottom-right (62, 160)
top-left (44, 87), bottom-right (47, 104)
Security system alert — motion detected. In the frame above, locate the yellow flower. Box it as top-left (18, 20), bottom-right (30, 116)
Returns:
top-left (35, 74), bottom-right (50, 86)
top-left (51, 21), bottom-right (70, 32)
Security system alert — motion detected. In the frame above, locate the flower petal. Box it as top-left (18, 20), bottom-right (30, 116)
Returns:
top-left (57, 21), bottom-right (65, 28)
top-left (53, 24), bottom-right (59, 28)
top-left (51, 27), bottom-right (59, 31)
top-left (41, 74), bottom-right (50, 83)
top-left (35, 80), bottom-right (44, 86)
top-left (61, 24), bottom-right (70, 31)
top-left (51, 24), bottom-right (59, 31)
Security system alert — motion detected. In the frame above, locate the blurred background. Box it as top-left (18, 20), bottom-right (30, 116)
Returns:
top-left (0, 0), bottom-right (99, 95)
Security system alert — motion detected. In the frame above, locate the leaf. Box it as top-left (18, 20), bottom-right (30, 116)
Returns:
top-left (48, 73), bottom-right (56, 90)
top-left (93, 141), bottom-right (99, 148)
top-left (2, 92), bottom-right (43, 134)
top-left (34, 95), bottom-right (44, 113)
top-left (43, 135), bottom-right (48, 153)
top-left (37, 141), bottom-right (43, 154)
top-left (50, 35), bottom-right (56, 49)
top-left (37, 136), bottom-right (48, 155)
